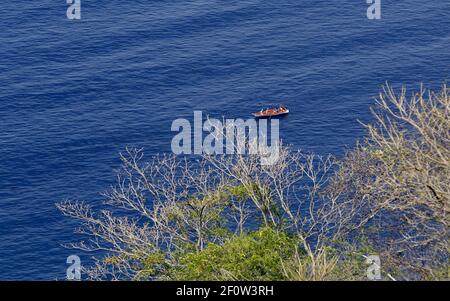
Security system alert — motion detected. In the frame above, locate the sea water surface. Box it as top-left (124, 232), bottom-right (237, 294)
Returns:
top-left (0, 1), bottom-right (449, 280)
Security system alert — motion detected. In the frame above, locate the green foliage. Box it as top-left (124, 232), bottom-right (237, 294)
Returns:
top-left (168, 227), bottom-right (298, 280)
top-left (137, 251), bottom-right (166, 280)
top-left (227, 184), bottom-right (250, 200)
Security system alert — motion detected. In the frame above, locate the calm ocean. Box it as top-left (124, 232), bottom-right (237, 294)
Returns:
top-left (0, 1), bottom-right (448, 280)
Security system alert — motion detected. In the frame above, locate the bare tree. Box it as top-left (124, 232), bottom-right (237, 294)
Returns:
top-left (330, 84), bottom-right (449, 279)
top-left (57, 84), bottom-right (449, 280)
top-left (58, 131), bottom-right (373, 280)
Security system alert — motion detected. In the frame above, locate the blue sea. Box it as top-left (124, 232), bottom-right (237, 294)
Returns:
top-left (0, 1), bottom-right (448, 280)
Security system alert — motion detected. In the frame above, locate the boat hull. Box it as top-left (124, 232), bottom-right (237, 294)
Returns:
top-left (252, 109), bottom-right (289, 118)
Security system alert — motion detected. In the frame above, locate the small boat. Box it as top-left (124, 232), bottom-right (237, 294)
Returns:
top-left (252, 105), bottom-right (289, 118)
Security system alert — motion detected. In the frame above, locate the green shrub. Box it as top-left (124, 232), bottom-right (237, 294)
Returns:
top-left (169, 227), bottom-right (298, 280)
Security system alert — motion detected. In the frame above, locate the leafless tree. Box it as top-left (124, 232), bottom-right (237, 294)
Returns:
top-left (58, 129), bottom-right (374, 280)
top-left (57, 84), bottom-right (449, 280)
top-left (329, 84), bottom-right (449, 279)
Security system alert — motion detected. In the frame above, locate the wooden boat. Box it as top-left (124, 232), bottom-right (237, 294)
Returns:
top-left (252, 105), bottom-right (289, 118)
